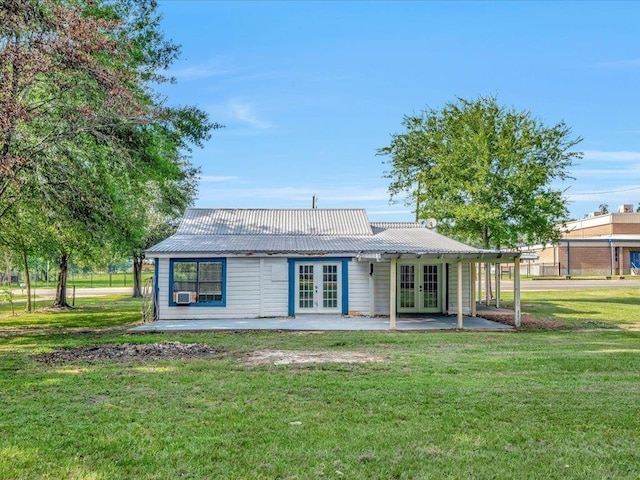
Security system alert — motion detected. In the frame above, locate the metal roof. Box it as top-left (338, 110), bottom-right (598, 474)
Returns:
top-left (176, 208), bottom-right (373, 236)
top-left (370, 221), bottom-right (423, 234)
top-left (147, 208), bottom-right (517, 259)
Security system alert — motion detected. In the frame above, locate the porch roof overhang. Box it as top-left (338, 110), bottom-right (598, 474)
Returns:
top-left (146, 232), bottom-right (520, 261)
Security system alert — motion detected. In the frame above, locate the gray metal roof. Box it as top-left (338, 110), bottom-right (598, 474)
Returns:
top-left (147, 208), bottom-right (517, 259)
top-left (370, 221), bottom-right (423, 234)
top-left (177, 208), bottom-right (373, 236)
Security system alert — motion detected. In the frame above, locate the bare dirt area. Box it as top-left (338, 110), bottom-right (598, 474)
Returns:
top-left (37, 342), bottom-right (227, 365)
top-left (36, 342), bottom-right (385, 366)
top-left (476, 312), bottom-right (565, 329)
top-left (241, 350), bottom-right (386, 366)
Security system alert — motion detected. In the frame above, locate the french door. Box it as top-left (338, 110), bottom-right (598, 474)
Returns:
top-left (296, 262), bottom-right (341, 313)
top-left (397, 262), bottom-right (442, 313)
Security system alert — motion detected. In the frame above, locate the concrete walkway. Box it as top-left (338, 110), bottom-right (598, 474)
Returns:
top-left (129, 313), bottom-right (512, 332)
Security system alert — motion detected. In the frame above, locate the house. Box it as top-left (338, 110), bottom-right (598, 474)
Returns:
top-left (146, 208), bottom-right (522, 328)
top-left (524, 205), bottom-right (640, 276)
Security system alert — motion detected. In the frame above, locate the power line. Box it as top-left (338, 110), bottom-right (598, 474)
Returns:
top-left (567, 185), bottom-right (640, 197)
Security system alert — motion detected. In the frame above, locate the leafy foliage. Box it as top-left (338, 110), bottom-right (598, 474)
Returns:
top-left (379, 95), bottom-right (583, 248)
top-left (0, 0), bottom-right (219, 303)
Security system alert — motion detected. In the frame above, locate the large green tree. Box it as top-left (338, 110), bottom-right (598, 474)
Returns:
top-left (0, 0), bottom-right (217, 306)
top-left (379, 95), bottom-right (583, 249)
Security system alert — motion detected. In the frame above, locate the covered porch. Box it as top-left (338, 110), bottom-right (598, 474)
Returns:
top-left (383, 252), bottom-right (522, 330)
top-left (129, 312), bottom-right (512, 332)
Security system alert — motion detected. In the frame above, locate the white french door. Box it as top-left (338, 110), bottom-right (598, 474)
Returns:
top-left (296, 262), bottom-right (341, 313)
top-left (397, 262), bottom-right (442, 313)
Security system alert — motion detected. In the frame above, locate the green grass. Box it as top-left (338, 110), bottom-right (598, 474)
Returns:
top-left (498, 288), bottom-right (640, 330)
top-left (1, 291), bottom-right (640, 479)
top-left (24, 272), bottom-right (154, 289)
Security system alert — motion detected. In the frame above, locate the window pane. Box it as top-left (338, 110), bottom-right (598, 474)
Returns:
top-left (199, 262), bottom-right (222, 282)
top-left (173, 262), bottom-right (197, 292)
top-left (173, 260), bottom-right (224, 304)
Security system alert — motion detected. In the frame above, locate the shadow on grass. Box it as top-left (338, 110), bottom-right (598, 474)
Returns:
top-left (0, 296), bottom-right (142, 332)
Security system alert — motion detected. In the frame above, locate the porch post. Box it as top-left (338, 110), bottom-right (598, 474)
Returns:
top-left (390, 258), bottom-right (397, 330)
top-left (477, 263), bottom-right (482, 306)
top-left (485, 262), bottom-right (490, 306)
top-left (514, 257), bottom-right (521, 327)
top-left (457, 260), bottom-right (463, 329)
top-left (495, 262), bottom-right (501, 308)
top-left (471, 261), bottom-right (476, 316)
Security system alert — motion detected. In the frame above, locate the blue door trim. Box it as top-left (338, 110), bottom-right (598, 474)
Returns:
top-left (287, 257), bottom-right (352, 316)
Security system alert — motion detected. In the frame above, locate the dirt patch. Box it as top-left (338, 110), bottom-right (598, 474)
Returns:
top-left (36, 342), bottom-right (226, 365)
top-left (242, 350), bottom-right (385, 366)
top-left (36, 343), bottom-right (384, 367)
top-left (477, 312), bottom-right (565, 329)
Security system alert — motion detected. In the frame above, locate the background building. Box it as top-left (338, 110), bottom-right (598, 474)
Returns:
top-left (525, 204), bottom-right (640, 276)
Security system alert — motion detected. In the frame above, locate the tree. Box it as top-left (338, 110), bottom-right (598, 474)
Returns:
top-left (598, 204), bottom-right (609, 215)
top-left (378, 95), bottom-right (583, 249)
top-left (1, 0), bottom-right (217, 306)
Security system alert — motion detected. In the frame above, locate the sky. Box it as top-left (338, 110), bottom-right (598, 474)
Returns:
top-left (156, 0), bottom-right (640, 221)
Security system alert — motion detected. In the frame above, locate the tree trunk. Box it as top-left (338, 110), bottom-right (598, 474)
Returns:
top-left (5, 251), bottom-right (11, 287)
top-left (53, 252), bottom-right (70, 308)
top-left (22, 250), bottom-right (32, 312)
top-left (132, 253), bottom-right (144, 298)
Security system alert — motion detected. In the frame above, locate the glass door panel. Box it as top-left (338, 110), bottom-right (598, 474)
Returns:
top-left (298, 265), bottom-right (315, 309)
top-left (322, 264), bottom-right (338, 309)
top-left (422, 265), bottom-right (439, 310)
top-left (296, 263), bottom-right (341, 313)
top-left (398, 264), bottom-right (416, 311)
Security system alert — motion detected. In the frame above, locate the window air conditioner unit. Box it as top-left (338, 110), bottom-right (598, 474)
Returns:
top-left (175, 291), bottom-right (193, 305)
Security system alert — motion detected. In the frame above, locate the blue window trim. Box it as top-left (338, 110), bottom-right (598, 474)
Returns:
top-left (169, 258), bottom-right (227, 307)
top-left (287, 257), bottom-right (351, 315)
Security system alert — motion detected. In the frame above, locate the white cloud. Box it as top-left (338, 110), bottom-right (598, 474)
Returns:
top-left (228, 101), bottom-right (273, 129)
top-left (197, 185), bottom-right (390, 205)
top-left (199, 175), bottom-right (239, 183)
top-left (205, 99), bottom-right (273, 130)
top-left (169, 58), bottom-right (235, 81)
top-left (582, 150), bottom-right (640, 162)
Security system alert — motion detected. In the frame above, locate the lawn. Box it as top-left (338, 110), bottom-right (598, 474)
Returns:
top-left (498, 288), bottom-right (640, 330)
top-left (1, 291), bottom-right (639, 479)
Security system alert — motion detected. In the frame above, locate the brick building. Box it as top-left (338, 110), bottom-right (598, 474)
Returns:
top-left (525, 205), bottom-right (640, 276)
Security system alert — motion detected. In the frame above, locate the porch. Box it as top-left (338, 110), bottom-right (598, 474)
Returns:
top-left (129, 312), bottom-right (512, 332)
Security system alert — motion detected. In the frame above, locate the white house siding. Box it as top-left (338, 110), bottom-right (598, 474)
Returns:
top-left (157, 257), bottom-right (288, 320)
top-left (259, 258), bottom-right (289, 317)
top-left (347, 260), bottom-right (370, 316)
top-left (373, 261), bottom-right (391, 315)
top-left (447, 262), bottom-right (472, 315)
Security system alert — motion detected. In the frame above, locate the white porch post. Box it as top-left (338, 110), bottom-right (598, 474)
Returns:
top-left (477, 263), bottom-right (482, 305)
top-left (471, 261), bottom-right (477, 316)
top-left (457, 260), bottom-right (463, 329)
top-left (390, 258), bottom-right (397, 330)
top-left (514, 257), bottom-right (521, 327)
top-left (485, 262), bottom-right (490, 306)
top-left (495, 262), bottom-right (501, 308)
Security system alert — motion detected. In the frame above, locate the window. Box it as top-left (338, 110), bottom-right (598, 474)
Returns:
top-left (170, 259), bottom-right (226, 306)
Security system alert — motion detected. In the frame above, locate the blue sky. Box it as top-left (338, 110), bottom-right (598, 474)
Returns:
top-left (157, 1), bottom-right (640, 221)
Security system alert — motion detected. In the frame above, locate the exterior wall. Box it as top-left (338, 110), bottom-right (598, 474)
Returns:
top-left (564, 213), bottom-right (640, 238)
top-left (528, 242), bottom-right (640, 276)
top-left (156, 255), bottom-right (478, 320)
top-left (447, 263), bottom-right (472, 315)
top-left (560, 245), bottom-right (612, 276)
top-left (157, 257), bottom-right (289, 320)
top-left (372, 261), bottom-right (391, 315)
top-left (348, 260), bottom-right (370, 316)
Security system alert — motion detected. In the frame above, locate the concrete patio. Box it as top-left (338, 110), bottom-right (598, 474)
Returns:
top-left (129, 313), bottom-right (512, 332)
